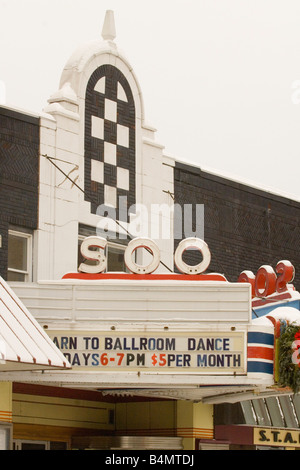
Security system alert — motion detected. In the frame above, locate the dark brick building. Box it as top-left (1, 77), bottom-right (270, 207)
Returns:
top-left (0, 103), bottom-right (299, 292)
top-left (174, 161), bottom-right (300, 291)
top-left (0, 106), bottom-right (39, 280)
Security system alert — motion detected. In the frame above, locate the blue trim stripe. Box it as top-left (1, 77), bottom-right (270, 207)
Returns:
top-left (247, 361), bottom-right (273, 375)
top-left (248, 332), bottom-right (274, 346)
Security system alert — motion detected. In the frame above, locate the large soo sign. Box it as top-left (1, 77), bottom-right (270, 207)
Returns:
top-left (78, 236), bottom-right (211, 275)
top-left (64, 236), bottom-right (296, 296)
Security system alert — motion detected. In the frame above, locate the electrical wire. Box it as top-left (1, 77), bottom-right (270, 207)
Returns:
top-left (42, 154), bottom-right (173, 273)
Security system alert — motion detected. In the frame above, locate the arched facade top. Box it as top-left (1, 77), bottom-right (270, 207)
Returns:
top-left (57, 39), bottom-right (145, 123)
top-left (38, 11), bottom-right (174, 281)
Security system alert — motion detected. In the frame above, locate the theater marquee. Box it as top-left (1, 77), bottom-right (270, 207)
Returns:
top-left (8, 236), bottom-right (279, 395)
top-left (50, 331), bottom-right (246, 375)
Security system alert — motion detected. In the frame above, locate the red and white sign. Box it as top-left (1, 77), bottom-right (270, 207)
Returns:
top-left (63, 236), bottom-right (297, 310)
top-left (63, 236), bottom-right (226, 282)
top-left (238, 260), bottom-right (296, 307)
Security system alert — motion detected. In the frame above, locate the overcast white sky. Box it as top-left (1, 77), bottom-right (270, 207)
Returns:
top-left (1, 0), bottom-right (300, 201)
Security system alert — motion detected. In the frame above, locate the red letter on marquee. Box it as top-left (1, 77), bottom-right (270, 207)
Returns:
top-left (275, 260), bottom-right (295, 293)
top-left (238, 271), bottom-right (256, 298)
top-left (255, 266), bottom-right (277, 298)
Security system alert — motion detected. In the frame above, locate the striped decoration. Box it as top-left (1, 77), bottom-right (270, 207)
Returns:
top-left (176, 428), bottom-right (214, 439)
top-left (0, 410), bottom-right (12, 423)
top-left (115, 428), bottom-right (213, 439)
top-left (247, 331), bottom-right (274, 375)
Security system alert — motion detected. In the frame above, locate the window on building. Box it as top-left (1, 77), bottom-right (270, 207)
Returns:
top-left (13, 439), bottom-right (68, 450)
top-left (106, 242), bottom-right (128, 272)
top-left (7, 230), bottom-right (32, 282)
top-left (0, 424), bottom-right (12, 450)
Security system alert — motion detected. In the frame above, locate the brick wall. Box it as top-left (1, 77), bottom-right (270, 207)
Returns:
top-left (174, 162), bottom-right (300, 291)
top-left (84, 64), bottom-right (136, 221)
top-left (0, 107), bottom-right (39, 279)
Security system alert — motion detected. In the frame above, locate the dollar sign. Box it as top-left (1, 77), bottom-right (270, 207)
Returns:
top-left (152, 354), bottom-right (157, 366)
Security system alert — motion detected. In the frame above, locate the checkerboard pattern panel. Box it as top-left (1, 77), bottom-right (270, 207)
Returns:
top-left (84, 65), bottom-right (136, 221)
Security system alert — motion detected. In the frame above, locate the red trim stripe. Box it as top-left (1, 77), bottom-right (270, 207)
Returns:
top-left (62, 272), bottom-right (227, 282)
top-left (248, 346), bottom-right (273, 361)
top-left (252, 292), bottom-right (292, 307)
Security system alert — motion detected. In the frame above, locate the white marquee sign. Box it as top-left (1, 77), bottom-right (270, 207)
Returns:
top-left (50, 331), bottom-right (246, 375)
